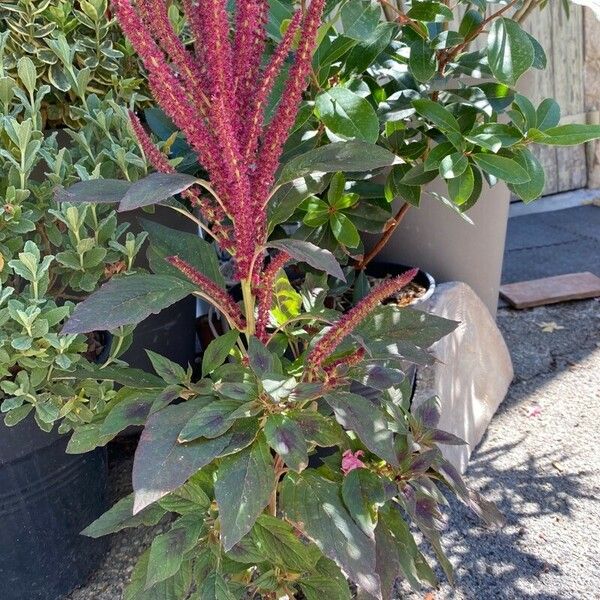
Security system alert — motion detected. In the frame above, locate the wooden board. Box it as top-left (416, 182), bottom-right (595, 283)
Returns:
top-left (499, 272), bottom-right (600, 309)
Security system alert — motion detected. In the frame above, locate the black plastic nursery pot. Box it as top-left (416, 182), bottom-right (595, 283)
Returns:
top-left (364, 261), bottom-right (436, 306)
top-left (0, 417), bottom-right (108, 600)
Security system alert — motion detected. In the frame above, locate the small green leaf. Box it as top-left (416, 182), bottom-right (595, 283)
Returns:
top-left (413, 99), bottom-right (461, 134)
top-left (330, 212), bottom-right (360, 248)
top-left (147, 350), bottom-right (187, 384)
top-left (385, 165), bottom-right (421, 207)
top-left (202, 329), bottom-right (239, 377)
top-left (447, 165), bottom-right (475, 205)
top-left (340, 0), bottom-right (382, 40)
top-left (507, 148), bottom-right (545, 203)
top-left (439, 152), bottom-right (468, 179)
top-left (536, 99), bottom-right (560, 131)
top-left (471, 153), bottom-right (530, 184)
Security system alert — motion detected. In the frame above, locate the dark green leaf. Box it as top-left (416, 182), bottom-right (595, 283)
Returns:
top-left (409, 39), bottom-right (437, 83)
top-left (439, 152), bottom-right (468, 179)
top-left (198, 572), bottom-right (237, 600)
top-left (413, 99), bottom-right (461, 134)
top-left (248, 336), bottom-right (276, 377)
top-left (146, 350), bottom-right (187, 384)
top-left (536, 98), bottom-right (560, 131)
top-left (408, 1), bottom-right (453, 21)
top-left (81, 493), bottom-right (166, 538)
top-left (325, 391), bottom-right (398, 466)
top-left (101, 389), bottom-right (167, 437)
top-left (264, 414), bottom-right (308, 472)
top-left (487, 18), bottom-right (534, 86)
top-left (507, 148), bottom-right (545, 202)
top-left (215, 435), bottom-right (275, 550)
top-left (146, 512), bottom-right (204, 587)
top-left (140, 218), bottom-right (225, 287)
top-left (277, 141), bottom-right (398, 185)
top-left (472, 153), bottom-right (530, 184)
top-left (342, 468), bottom-right (386, 536)
top-left (289, 410), bottom-right (344, 447)
top-left (178, 400), bottom-right (241, 442)
top-left (252, 514), bottom-right (319, 572)
top-left (385, 165), bottom-right (421, 207)
top-left (535, 124), bottom-right (600, 146)
top-left (345, 22), bottom-right (395, 74)
top-left (447, 165), bottom-right (474, 205)
top-left (340, 0), bottom-right (382, 40)
top-left (399, 163), bottom-right (439, 186)
top-left (62, 274), bottom-right (195, 334)
top-left (316, 87), bottom-right (379, 143)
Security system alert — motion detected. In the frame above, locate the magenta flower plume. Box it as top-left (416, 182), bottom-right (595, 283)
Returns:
top-left (252, 0), bottom-right (326, 216)
top-left (136, 0), bottom-right (208, 110)
top-left (242, 10), bottom-right (303, 162)
top-left (116, 0), bottom-right (327, 288)
top-left (307, 269), bottom-right (419, 372)
top-left (166, 256), bottom-right (246, 330)
top-left (255, 252), bottom-right (291, 342)
top-left (233, 0), bottom-right (269, 127)
top-left (128, 111), bottom-right (174, 174)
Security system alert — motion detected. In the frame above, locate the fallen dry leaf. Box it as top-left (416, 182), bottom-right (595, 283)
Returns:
top-left (537, 321), bottom-right (565, 333)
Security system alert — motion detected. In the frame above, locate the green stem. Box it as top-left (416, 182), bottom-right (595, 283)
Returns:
top-left (241, 279), bottom-right (256, 336)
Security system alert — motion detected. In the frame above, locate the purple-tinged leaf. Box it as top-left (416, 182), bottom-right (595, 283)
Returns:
top-left (268, 239), bottom-right (346, 281)
top-left (118, 172), bottom-right (198, 212)
top-left (215, 435), bottom-right (275, 551)
top-left (413, 396), bottom-right (442, 428)
top-left (280, 470), bottom-right (382, 599)
top-left (348, 363), bottom-right (405, 390)
top-left (178, 400), bottom-right (241, 442)
top-left (264, 414), bottom-right (308, 473)
top-left (61, 274), bottom-right (195, 334)
top-left (55, 179), bottom-right (130, 204)
top-left (325, 391), bottom-right (399, 466)
top-left (247, 336), bottom-right (275, 376)
top-left (289, 410), bottom-right (344, 447)
top-left (277, 141), bottom-right (399, 185)
top-left (132, 401), bottom-right (255, 513)
top-left (430, 429), bottom-right (467, 445)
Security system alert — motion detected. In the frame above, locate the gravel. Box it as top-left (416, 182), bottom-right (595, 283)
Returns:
top-left (66, 299), bottom-right (600, 600)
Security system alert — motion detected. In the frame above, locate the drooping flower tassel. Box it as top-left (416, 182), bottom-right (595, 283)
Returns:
top-left (166, 256), bottom-right (246, 330)
top-left (255, 252), bottom-right (291, 342)
top-left (306, 269), bottom-right (418, 373)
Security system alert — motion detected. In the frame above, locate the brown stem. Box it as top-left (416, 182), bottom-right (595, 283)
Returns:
top-left (356, 202), bottom-right (411, 271)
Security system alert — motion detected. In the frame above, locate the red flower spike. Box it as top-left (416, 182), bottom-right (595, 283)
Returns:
top-left (255, 252), bottom-right (291, 342)
top-left (166, 256), bottom-right (246, 330)
top-left (307, 269), bottom-right (419, 372)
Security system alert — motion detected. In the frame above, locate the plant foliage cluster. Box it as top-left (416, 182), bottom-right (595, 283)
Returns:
top-left (3, 0), bottom-right (600, 599)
